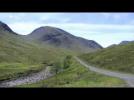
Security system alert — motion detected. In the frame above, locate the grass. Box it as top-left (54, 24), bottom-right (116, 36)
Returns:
top-left (79, 42), bottom-right (134, 74)
top-left (0, 31), bottom-right (75, 81)
top-left (0, 63), bottom-right (45, 81)
top-left (0, 32), bottom-right (75, 64)
top-left (18, 58), bottom-right (126, 87)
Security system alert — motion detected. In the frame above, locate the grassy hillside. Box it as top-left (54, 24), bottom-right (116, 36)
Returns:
top-left (80, 42), bottom-right (134, 74)
top-left (18, 57), bottom-right (126, 87)
top-left (0, 31), bottom-right (75, 81)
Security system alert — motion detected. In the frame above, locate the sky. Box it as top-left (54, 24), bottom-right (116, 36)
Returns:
top-left (0, 13), bottom-right (134, 47)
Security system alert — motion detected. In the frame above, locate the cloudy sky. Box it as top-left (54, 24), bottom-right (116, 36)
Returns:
top-left (0, 13), bottom-right (134, 47)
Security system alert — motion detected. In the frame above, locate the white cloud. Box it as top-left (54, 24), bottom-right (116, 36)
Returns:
top-left (8, 22), bottom-right (44, 35)
top-left (100, 13), bottom-right (111, 18)
top-left (9, 15), bottom-right (14, 18)
top-left (42, 23), bottom-right (134, 33)
top-left (39, 13), bottom-right (58, 21)
top-left (7, 13), bottom-right (26, 20)
top-left (112, 14), bottom-right (121, 20)
top-left (100, 13), bottom-right (128, 21)
top-left (39, 13), bottom-right (71, 23)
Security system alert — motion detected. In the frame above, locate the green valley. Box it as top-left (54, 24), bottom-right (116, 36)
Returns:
top-left (18, 57), bottom-right (126, 87)
top-left (0, 20), bottom-right (130, 87)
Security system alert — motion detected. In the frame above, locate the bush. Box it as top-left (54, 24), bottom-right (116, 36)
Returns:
top-left (63, 55), bottom-right (72, 69)
top-left (50, 55), bottom-right (72, 74)
top-left (51, 61), bottom-right (62, 74)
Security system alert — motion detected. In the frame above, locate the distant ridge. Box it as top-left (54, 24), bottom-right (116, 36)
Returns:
top-left (119, 40), bottom-right (134, 45)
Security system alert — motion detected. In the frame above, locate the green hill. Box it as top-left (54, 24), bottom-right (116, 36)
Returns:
top-left (80, 42), bottom-right (134, 74)
top-left (0, 30), bottom-right (74, 81)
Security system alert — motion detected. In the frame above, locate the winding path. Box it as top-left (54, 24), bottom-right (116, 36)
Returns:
top-left (0, 66), bottom-right (53, 87)
top-left (74, 56), bottom-right (134, 87)
top-left (1, 57), bottom-right (134, 87)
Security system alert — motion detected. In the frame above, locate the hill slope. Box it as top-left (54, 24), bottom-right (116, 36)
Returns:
top-left (0, 23), bottom-right (74, 81)
top-left (80, 42), bottom-right (134, 74)
top-left (0, 21), bottom-right (17, 34)
top-left (28, 26), bottom-right (102, 53)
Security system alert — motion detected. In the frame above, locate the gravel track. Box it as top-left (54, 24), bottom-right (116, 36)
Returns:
top-left (75, 56), bottom-right (134, 87)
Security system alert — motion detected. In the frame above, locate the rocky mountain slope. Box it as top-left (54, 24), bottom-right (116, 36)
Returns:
top-left (28, 26), bottom-right (103, 53)
top-left (0, 21), bottom-right (17, 34)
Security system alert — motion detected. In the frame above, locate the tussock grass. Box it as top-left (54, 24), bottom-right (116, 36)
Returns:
top-left (80, 43), bottom-right (134, 74)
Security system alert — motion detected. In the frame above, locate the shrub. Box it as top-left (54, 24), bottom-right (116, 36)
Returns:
top-left (63, 55), bottom-right (72, 69)
top-left (51, 61), bottom-right (62, 74)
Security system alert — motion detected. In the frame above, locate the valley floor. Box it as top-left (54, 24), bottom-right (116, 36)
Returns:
top-left (0, 66), bottom-right (53, 87)
top-left (17, 57), bottom-right (126, 87)
top-left (0, 56), bottom-right (129, 87)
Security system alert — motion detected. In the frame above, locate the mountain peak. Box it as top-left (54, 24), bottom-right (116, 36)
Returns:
top-left (36, 26), bottom-right (55, 30)
top-left (28, 26), bottom-right (102, 52)
top-left (29, 26), bottom-right (75, 39)
top-left (32, 26), bottom-right (69, 34)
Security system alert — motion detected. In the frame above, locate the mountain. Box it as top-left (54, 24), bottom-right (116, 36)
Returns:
top-left (119, 40), bottom-right (134, 45)
top-left (80, 42), bottom-right (134, 74)
top-left (107, 40), bottom-right (134, 48)
top-left (0, 21), bottom-right (17, 34)
top-left (0, 21), bottom-right (103, 81)
top-left (28, 26), bottom-right (102, 53)
top-left (0, 22), bottom-right (73, 81)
